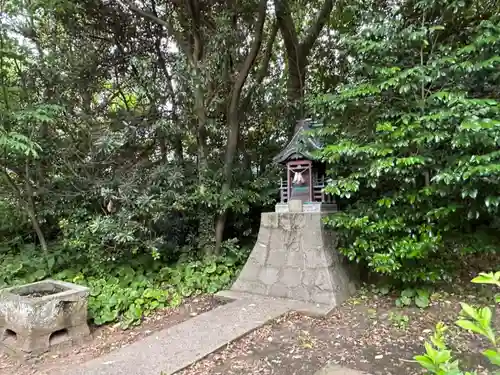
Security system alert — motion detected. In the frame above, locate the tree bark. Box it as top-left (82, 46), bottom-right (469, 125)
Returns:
top-left (274, 0), bottom-right (334, 134)
top-left (1, 167), bottom-right (48, 256)
top-left (214, 0), bottom-right (268, 255)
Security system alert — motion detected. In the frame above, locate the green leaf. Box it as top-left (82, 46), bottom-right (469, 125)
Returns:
top-left (401, 295), bottom-right (413, 306)
top-left (424, 341), bottom-right (438, 358)
top-left (416, 288), bottom-right (430, 298)
top-left (47, 256), bottom-right (56, 270)
top-left (459, 303), bottom-right (478, 319)
top-left (204, 262), bottom-right (217, 274)
top-left (434, 349), bottom-right (452, 364)
top-left (415, 295), bottom-right (430, 308)
top-left (379, 286), bottom-right (390, 295)
top-left (401, 288), bottom-right (415, 298)
top-left (483, 349), bottom-right (500, 366)
top-left (471, 272), bottom-right (500, 286)
top-left (455, 319), bottom-right (485, 336)
top-left (479, 307), bottom-right (492, 327)
top-left (414, 355), bottom-right (436, 371)
top-left (32, 268), bottom-right (47, 281)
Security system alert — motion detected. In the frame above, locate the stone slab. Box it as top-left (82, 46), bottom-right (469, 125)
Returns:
top-left (275, 202), bottom-right (338, 213)
top-left (314, 363), bottom-right (370, 375)
top-left (215, 290), bottom-right (335, 317)
top-left (58, 298), bottom-right (291, 375)
top-left (288, 199), bottom-right (303, 212)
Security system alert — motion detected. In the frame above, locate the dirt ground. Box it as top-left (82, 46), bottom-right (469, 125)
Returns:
top-left (178, 288), bottom-right (498, 375)
top-left (1, 285), bottom-right (497, 375)
top-left (0, 295), bottom-right (223, 375)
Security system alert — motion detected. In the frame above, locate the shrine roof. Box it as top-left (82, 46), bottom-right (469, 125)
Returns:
top-left (272, 119), bottom-right (323, 164)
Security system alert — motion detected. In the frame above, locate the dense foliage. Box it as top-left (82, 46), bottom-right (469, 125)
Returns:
top-left (0, 0), bottom-right (343, 324)
top-left (315, 0), bottom-right (500, 282)
top-left (1, 0), bottom-right (499, 325)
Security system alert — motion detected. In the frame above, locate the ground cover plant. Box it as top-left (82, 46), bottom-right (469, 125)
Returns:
top-left (0, 243), bottom-right (247, 328)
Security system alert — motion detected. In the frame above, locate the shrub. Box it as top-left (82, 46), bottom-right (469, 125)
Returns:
top-left (415, 271), bottom-right (499, 374)
top-left (314, 4), bottom-right (500, 282)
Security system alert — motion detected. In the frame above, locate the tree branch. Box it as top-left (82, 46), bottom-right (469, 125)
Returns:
top-left (186, 0), bottom-right (203, 62)
top-left (256, 20), bottom-right (278, 84)
top-left (274, 0), bottom-right (300, 60)
top-left (301, 0), bottom-right (335, 54)
top-left (121, 0), bottom-right (190, 56)
top-left (230, 0), bottom-right (268, 112)
top-left (241, 19), bottom-right (278, 110)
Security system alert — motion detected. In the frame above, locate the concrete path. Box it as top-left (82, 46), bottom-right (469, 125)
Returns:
top-left (60, 296), bottom-right (365, 375)
top-left (62, 299), bottom-right (291, 375)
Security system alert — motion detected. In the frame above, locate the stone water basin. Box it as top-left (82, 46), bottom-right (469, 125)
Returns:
top-left (0, 279), bottom-right (90, 359)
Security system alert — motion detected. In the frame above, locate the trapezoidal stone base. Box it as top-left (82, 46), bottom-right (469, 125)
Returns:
top-left (228, 212), bottom-right (358, 308)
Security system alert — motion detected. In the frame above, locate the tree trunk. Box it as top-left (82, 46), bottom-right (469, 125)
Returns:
top-left (1, 167), bottom-right (48, 256)
top-left (286, 54), bottom-right (307, 138)
top-left (214, 109), bottom-right (239, 254)
top-left (274, 0), bottom-right (334, 135)
top-left (27, 206), bottom-right (49, 256)
top-left (214, 0), bottom-right (268, 255)
top-left (193, 78), bottom-right (215, 255)
top-left (24, 163), bottom-right (49, 256)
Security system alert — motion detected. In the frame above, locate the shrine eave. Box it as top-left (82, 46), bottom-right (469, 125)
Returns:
top-left (273, 119), bottom-right (323, 164)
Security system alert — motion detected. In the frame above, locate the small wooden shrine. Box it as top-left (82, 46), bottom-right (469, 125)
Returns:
top-left (273, 119), bottom-right (337, 213)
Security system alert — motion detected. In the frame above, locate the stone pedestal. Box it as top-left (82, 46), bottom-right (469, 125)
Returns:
top-left (229, 206), bottom-right (357, 308)
top-left (275, 201), bottom-right (338, 213)
top-left (0, 279), bottom-right (90, 359)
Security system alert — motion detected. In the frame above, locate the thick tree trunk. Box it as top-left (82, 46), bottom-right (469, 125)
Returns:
top-left (214, 0), bottom-right (268, 255)
top-left (286, 54), bottom-right (307, 138)
top-left (274, 0), bottom-right (334, 135)
top-left (287, 57), bottom-right (307, 104)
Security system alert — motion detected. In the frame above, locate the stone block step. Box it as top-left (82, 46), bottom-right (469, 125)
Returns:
top-left (215, 290), bottom-right (335, 317)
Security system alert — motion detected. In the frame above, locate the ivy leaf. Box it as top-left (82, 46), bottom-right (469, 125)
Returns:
top-left (401, 289), bottom-right (415, 298)
top-left (205, 262), bottom-right (217, 274)
top-left (415, 295), bottom-right (430, 308)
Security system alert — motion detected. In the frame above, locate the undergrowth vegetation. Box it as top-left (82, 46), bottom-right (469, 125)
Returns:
top-left (0, 0), bottom-right (499, 345)
top-left (0, 243), bottom-right (247, 329)
top-left (415, 271), bottom-right (500, 374)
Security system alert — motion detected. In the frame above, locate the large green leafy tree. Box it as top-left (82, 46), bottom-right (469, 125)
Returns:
top-left (0, 0), bottom-right (292, 262)
top-left (314, 0), bottom-right (500, 282)
top-left (0, 5), bottom-right (64, 253)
